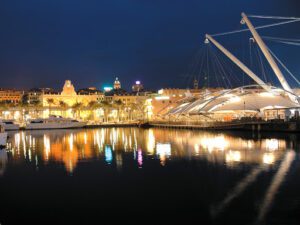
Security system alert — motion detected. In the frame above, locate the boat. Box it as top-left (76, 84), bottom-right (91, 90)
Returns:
top-left (0, 124), bottom-right (8, 148)
top-left (25, 115), bottom-right (87, 130)
top-left (0, 119), bottom-right (20, 130)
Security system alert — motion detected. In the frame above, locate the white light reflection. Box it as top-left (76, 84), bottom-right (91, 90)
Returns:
top-left (226, 150), bottom-right (241, 163)
top-left (146, 129), bottom-right (155, 155)
top-left (263, 153), bottom-right (275, 165)
top-left (265, 139), bottom-right (279, 151)
top-left (211, 167), bottom-right (264, 217)
top-left (257, 151), bottom-right (295, 223)
top-left (199, 135), bottom-right (228, 152)
top-left (43, 134), bottom-right (50, 160)
top-left (156, 143), bottom-right (171, 166)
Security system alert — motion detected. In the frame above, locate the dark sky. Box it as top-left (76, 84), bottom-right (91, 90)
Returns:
top-left (0, 0), bottom-right (300, 91)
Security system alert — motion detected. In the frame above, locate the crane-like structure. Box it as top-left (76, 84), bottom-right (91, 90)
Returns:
top-left (241, 12), bottom-right (298, 104)
top-left (205, 13), bottom-right (299, 104)
top-left (205, 34), bottom-right (270, 92)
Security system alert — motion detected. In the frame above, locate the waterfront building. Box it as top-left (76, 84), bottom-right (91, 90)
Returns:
top-left (167, 85), bottom-right (300, 122)
top-left (0, 89), bottom-right (23, 104)
top-left (132, 81), bottom-right (144, 92)
top-left (42, 80), bottom-right (103, 107)
top-left (150, 88), bottom-right (223, 118)
top-left (104, 90), bottom-right (149, 121)
top-left (23, 88), bottom-right (55, 105)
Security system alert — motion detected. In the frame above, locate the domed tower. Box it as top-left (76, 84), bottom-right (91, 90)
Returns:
top-left (61, 80), bottom-right (77, 96)
top-left (114, 77), bottom-right (121, 90)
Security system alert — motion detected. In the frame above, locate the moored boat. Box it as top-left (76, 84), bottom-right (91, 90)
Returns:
top-left (25, 115), bottom-right (87, 130)
top-left (0, 124), bottom-right (8, 148)
top-left (0, 119), bottom-right (20, 130)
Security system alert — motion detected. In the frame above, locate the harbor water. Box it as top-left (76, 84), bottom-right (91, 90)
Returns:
top-left (0, 128), bottom-right (299, 225)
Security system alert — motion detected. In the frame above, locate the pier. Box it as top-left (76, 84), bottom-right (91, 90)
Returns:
top-left (147, 120), bottom-right (300, 132)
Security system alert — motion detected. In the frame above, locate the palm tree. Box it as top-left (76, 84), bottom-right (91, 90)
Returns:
top-left (72, 102), bottom-right (83, 119)
top-left (30, 100), bottom-right (42, 119)
top-left (87, 101), bottom-right (101, 120)
top-left (113, 99), bottom-right (124, 122)
top-left (99, 100), bottom-right (112, 123)
top-left (47, 98), bottom-right (54, 116)
top-left (59, 101), bottom-right (68, 117)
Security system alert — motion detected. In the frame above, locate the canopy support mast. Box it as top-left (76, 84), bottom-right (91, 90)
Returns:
top-left (241, 12), bottom-right (298, 103)
top-left (205, 34), bottom-right (270, 92)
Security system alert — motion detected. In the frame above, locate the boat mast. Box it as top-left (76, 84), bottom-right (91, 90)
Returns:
top-left (241, 12), bottom-right (298, 103)
top-left (205, 34), bottom-right (271, 92)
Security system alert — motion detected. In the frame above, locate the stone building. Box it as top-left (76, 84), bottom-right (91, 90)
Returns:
top-left (0, 89), bottom-right (23, 103)
top-left (42, 80), bottom-right (103, 107)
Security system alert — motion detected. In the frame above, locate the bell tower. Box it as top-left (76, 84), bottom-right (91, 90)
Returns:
top-left (114, 77), bottom-right (121, 89)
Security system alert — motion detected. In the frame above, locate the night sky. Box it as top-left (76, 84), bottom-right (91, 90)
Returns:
top-left (0, 0), bottom-right (300, 91)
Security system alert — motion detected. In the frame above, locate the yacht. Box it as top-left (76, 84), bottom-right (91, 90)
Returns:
top-left (25, 115), bottom-right (87, 130)
top-left (0, 124), bottom-right (7, 148)
top-left (0, 119), bottom-right (20, 130)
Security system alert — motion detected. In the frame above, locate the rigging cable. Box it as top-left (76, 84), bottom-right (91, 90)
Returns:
top-left (267, 47), bottom-right (300, 86)
top-left (211, 19), bottom-right (300, 37)
top-left (247, 15), bottom-right (300, 20)
top-left (255, 44), bottom-right (268, 83)
top-left (263, 39), bottom-right (300, 46)
top-left (262, 36), bottom-right (300, 42)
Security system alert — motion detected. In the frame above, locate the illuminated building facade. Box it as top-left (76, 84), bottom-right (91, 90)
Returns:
top-left (132, 81), bottom-right (144, 92)
top-left (113, 77), bottom-right (121, 90)
top-left (42, 80), bottom-right (103, 107)
top-left (0, 89), bottom-right (24, 103)
top-left (150, 88), bottom-right (222, 118)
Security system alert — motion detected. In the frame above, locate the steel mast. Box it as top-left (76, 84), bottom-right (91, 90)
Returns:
top-left (205, 34), bottom-right (271, 92)
top-left (241, 12), bottom-right (298, 103)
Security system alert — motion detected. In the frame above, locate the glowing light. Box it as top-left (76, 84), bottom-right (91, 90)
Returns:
top-left (158, 89), bottom-right (163, 95)
top-left (259, 92), bottom-right (275, 97)
top-left (155, 96), bottom-right (170, 100)
top-left (69, 133), bottom-right (74, 151)
top-left (84, 133), bottom-right (87, 144)
top-left (137, 149), bottom-right (143, 167)
top-left (228, 96), bottom-right (241, 103)
top-left (156, 143), bottom-right (171, 166)
top-left (135, 81), bottom-right (141, 85)
top-left (194, 144), bottom-right (200, 155)
top-left (199, 135), bottom-right (228, 152)
top-left (156, 143), bottom-right (171, 156)
top-left (146, 130), bottom-right (155, 154)
top-left (265, 139), bottom-right (279, 151)
top-left (43, 134), bottom-right (50, 160)
top-left (263, 153), bottom-right (275, 164)
top-left (105, 145), bottom-right (113, 164)
top-left (226, 150), bottom-right (241, 162)
top-left (103, 87), bottom-right (113, 92)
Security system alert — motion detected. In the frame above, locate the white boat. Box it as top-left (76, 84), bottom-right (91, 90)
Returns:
top-left (0, 125), bottom-right (7, 148)
top-left (25, 115), bottom-right (87, 130)
top-left (0, 119), bottom-right (20, 130)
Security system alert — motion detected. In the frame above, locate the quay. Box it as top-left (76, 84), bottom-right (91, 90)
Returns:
top-left (146, 120), bottom-right (300, 132)
top-left (85, 122), bottom-right (141, 128)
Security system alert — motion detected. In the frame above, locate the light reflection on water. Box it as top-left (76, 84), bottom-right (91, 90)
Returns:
top-left (2, 128), bottom-right (289, 174)
top-left (0, 128), bottom-right (299, 224)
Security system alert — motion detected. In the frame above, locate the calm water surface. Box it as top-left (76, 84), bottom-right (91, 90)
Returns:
top-left (0, 128), bottom-right (300, 225)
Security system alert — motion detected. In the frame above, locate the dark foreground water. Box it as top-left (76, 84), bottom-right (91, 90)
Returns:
top-left (0, 128), bottom-right (300, 225)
